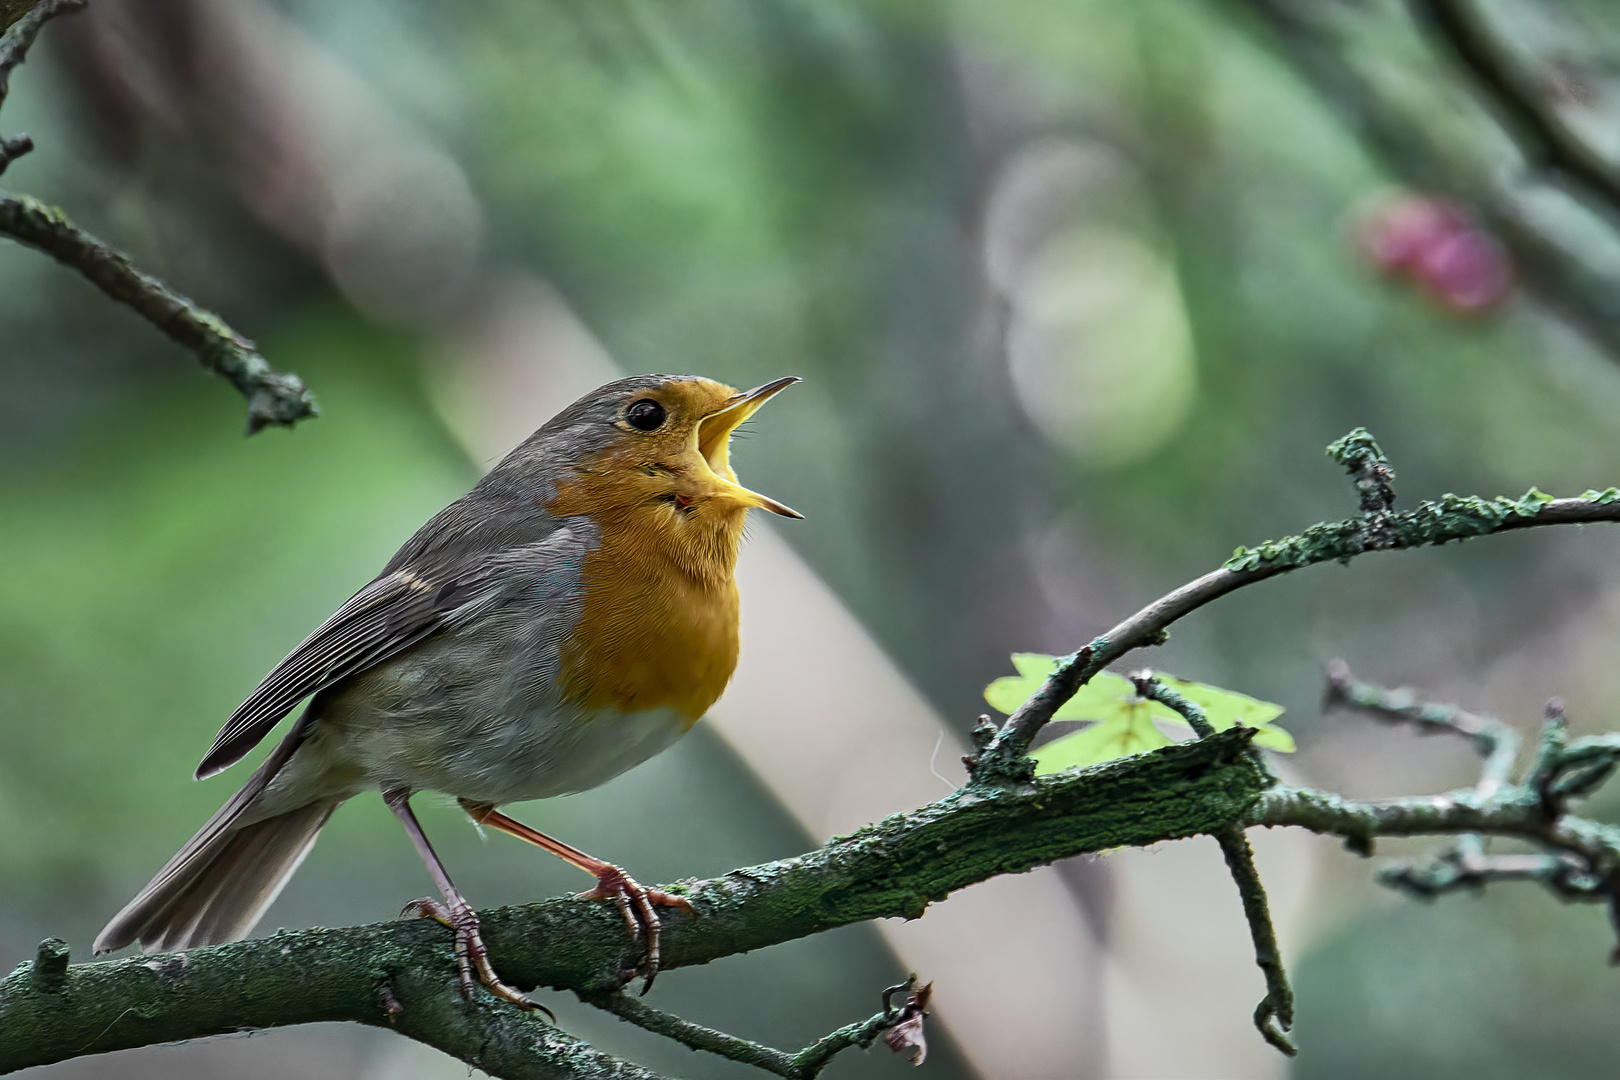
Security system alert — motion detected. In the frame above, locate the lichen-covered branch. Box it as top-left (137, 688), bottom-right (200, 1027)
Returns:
top-left (1252, 676), bottom-right (1620, 952)
top-left (0, 1), bottom-right (317, 432)
top-left (0, 730), bottom-right (1267, 1074)
top-left (15, 430), bottom-right (1620, 1075)
top-left (969, 428), bottom-right (1620, 781)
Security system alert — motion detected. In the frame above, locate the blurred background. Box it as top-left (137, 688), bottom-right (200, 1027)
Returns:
top-left (8, 0), bottom-right (1620, 1077)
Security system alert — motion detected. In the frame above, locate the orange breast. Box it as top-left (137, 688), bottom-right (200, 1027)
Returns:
top-left (547, 467), bottom-right (743, 726)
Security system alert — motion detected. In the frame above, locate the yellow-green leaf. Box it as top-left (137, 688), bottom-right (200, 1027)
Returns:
top-left (983, 654), bottom-right (1295, 770)
top-left (1031, 702), bottom-right (1177, 772)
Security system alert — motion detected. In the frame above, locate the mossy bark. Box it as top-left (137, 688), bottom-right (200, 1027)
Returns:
top-left (0, 730), bottom-right (1266, 1074)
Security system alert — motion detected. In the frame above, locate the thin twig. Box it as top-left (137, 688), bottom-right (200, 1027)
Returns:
top-left (1214, 826), bottom-right (1296, 1056)
top-left (0, 0), bottom-right (80, 112)
top-left (970, 428), bottom-right (1620, 782)
top-left (580, 978), bottom-right (918, 1079)
top-left (1132, 673), bottom-right (1295, 1056)
top-left (0, 193), bottom-right (317, 431)
top-left (0, 0), bottom-right (316, 431)
top-left (1325, 661), bottom-right (1520, 797)
top-left (1130, 672), bottom-right (1216, 738)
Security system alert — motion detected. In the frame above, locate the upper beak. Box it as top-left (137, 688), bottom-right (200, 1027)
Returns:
top-left (697, 376), bottom-right (803, 519)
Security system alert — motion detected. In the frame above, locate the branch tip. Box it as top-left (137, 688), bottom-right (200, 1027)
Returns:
top-left (31, 937), bottom-right (69, 993)
top-left (0, 194), bottom-right (318, 432)
top-left (1214, 826), bottom-right (1295, 1057)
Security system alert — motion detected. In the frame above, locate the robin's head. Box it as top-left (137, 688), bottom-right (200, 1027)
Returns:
top-left (526, 375), bottom-right (800, 544)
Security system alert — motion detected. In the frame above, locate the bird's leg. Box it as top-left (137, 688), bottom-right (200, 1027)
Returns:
top-left (384, 788), bottom-right (534, 1010)
top-left (460, 798), bottom-right (693, 993)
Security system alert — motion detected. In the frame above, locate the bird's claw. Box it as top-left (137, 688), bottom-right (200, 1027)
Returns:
top-left (577, 865), bottom-right (694, 994)
top-left (401, 896), bottom-right (549, 1017)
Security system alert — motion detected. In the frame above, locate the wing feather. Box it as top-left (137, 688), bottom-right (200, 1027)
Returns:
top-left (192, 522), bottom-right (591, 781)
top-left (194, 565), bottom-right (485, 779)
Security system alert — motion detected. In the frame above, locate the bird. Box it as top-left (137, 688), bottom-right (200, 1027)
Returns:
top-left (94, 373), bottom-right (802, 1005)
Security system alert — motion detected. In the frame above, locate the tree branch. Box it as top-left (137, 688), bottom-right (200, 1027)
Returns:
top-left (16, 429), bottom-right (1620, 1074)
top-left (0, 194), bottom-right (317, 432)
top-left (1221, 0), bottom-right (1620, 362)
top-left (0, 0), bottom-right (79, 175)
top-left (0, 1), bottom-right (317, 432)
top-left (1130, 674), bottom-right (1295, 1055)
top-left (0, 730), bottom-right (1267, 1074)
top-left (578, 977), bottom-right (924, 1079)
top-left (1254, 674), bottom-right (1620, 952)
top-left (1409, 0), bottom-right (1620, 221)
top-left (969, 428), bottom-right (1620, 782)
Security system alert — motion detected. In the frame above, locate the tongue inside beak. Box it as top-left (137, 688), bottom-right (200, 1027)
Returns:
top-left (697, 377), bottom-right (803, 519)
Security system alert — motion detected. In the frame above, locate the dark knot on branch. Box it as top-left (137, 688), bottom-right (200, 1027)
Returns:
top-left (30, 938), bottom-right (69, 994)
top-left (1327, 428), bottom-right (1398, 546)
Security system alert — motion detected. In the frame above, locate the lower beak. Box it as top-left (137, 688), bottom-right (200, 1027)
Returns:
top-left (698, 377), bottom-right (803, 519)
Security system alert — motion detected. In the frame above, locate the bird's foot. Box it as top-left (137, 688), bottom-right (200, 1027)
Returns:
top-left (578, 865), bottom-right (694, 994)
top-left (401, 896), bottom-right (547, 1016)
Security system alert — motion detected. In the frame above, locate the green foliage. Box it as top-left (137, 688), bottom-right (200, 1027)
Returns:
top-left (983, 654), bottom-right (1294, 772)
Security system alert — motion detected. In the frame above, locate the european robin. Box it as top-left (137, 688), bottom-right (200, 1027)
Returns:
top-left (94, 374), bottom-right (801, 1003)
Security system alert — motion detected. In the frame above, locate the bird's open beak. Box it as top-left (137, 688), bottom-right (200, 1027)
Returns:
top-left (696, 376), bottom-right (803, 519)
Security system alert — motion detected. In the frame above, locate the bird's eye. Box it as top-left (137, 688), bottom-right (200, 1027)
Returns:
top-left (625, 399), bottom-right (667, 432)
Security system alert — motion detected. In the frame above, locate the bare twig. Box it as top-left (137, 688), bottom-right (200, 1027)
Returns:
top-left (1214, 826), bottom-right (1296, 1056)
top-left (1256, 682), bottom-right (1620, 955)
top-left (0, 0), bottom-right (79, 111)
top-left (1325, 661), bottom-right (1519, 797)
top-left (579, 976), bottom-right (925, 1079)
top-left (1132, 673), bottom-right (1294, 1055)
top-left (0, 194), bottom-right (317, 431)
top-left (1130, 671), bottom-right (1217, 738)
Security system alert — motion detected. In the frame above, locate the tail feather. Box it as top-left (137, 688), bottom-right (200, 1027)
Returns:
top-left (96, 799), bottom-right (337, 954)
top-left (95, 710), bottom-right (334, 955)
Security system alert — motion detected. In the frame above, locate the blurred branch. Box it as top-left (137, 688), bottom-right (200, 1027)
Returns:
top-left (0, 0), bottom-right (79, 175)
top-left (1221, 0), bottom-right (1620, 360)
top-left (968, 428), bottom-right (1620, 782)
top-left (0, 0), bottom-right (40, 37)
top-left (1411, 0), bottom-right (1620, 219)
top-left (0, 730), bottom-right (1267, 1075)
top-left (1325, 659), bottom-right (1520, 797)
top-left (578, 977), bottom-right (929, 1078)
top-left (0, 1), bottom-right (317, 432)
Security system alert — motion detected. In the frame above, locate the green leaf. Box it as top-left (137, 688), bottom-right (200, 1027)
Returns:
top-left (1154, 674), bottom-right (1285, 730)
top-left (1030, 702), bottom-right (1177, 771)
top-left (985, 657), bottom-right (1162, 723)
top-left (984, 654), bottom-right (1296, 771)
